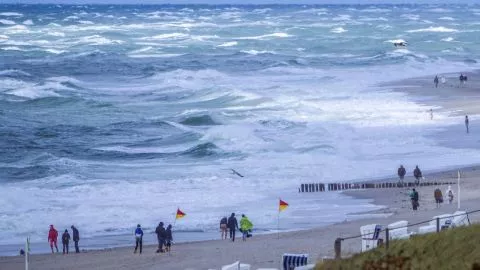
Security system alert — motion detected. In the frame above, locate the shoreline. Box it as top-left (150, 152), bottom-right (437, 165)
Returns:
top-left (2, 70), bottom-right (480, 269)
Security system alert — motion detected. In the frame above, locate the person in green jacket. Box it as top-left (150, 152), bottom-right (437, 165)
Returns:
top-left (240, 214), bottom-right (253, 241)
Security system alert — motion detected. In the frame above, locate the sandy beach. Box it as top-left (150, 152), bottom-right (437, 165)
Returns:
top-left (2, 71), bottom-right (480, 270)
top-left (1, 164), bottom-right (479, 270)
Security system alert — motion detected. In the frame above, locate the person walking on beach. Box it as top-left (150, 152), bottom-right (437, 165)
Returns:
top-left (434, 188), bottom-right (443, 208)
top-left (413, 166), bottom-right (422, 185)
top-left (410, 188), bottom-right (419, 211)
top-left (397, 165), bottom-right (406, 185)
top-left (465, 115), bottom-right (469, 134)
top-left (220, 216), bottom-right (228, 240)
top-left (240, 214), bottom-right (253, 241)
top-left (446, 185), bottom-right (454, 204)
top-left (165, 224), bottom-right (173, 253)
top-left (71, 225), bottom-right (80, 253)
top-left (62, 229), bottom-right (70, 254)
top-left (155, 222), bottom-right (167, 253)
top-left (48, 225), bottom-right (59, 253)
top-left (227, 213), bottom-right (238, 242)
top-left (134, 224), bottom-right (143, 254)
top-left (434, 75), bottom-right (439, 88)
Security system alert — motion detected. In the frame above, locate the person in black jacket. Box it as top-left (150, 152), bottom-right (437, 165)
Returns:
top-left (70, 225), bottom-right (80, 253)
top-left (397, 165), bottom-right (406, 184)
top-left (227, 213), bottom-right (238, 242)
top-left (62, 229), bottom-right (70, 254)
top-left (155, 222), bottom-right (167, 253)
top-left (413, 166), bottom-right (422, 185)
top-left (165, 224), bottom-right (173, 252)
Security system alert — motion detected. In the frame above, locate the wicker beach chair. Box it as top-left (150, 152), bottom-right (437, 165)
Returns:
top-left (360, 224), bottom-right (382, 252)
top-left (282, 253), bottom-right (308, 270)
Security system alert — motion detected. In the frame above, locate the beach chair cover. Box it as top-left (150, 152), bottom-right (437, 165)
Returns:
top-left (387, 220), bottom-right (409, 240)
top-left (451, 211), bottom-right (470, 227)
top-left (282, 253), bottom-right (308, 270)
top-left (222, 261), bottom-right (240, 270)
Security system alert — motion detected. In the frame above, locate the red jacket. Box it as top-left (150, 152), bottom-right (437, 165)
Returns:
top-left (48, 228), bottom-right (58, 241)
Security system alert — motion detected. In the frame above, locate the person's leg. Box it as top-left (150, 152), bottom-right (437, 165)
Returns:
top-left (66, 242), bottom-right (69, 254)
top-left (229, 228), bottom-right (233, 239)
top-left (75, 241), bottom-right (79, 253)
top-left (139, 238), bottom-right (143, 254)
top-left (63, 243), bottom-right (66, 254)
top-left (232, 229), bottom-right (235, 242)
top-left (50, 241), bottom-right (54, 254)
top-left (134, 238), bottom-right (139, 253)
top-left (54, 241), bottom-right (58, 252)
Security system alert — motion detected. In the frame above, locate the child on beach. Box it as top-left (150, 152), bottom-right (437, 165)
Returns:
top-left (48, 225), bottom-right (59, 254)
top-left (165, 224), bottom-right (173, 252)
top-left (134, 224), bottom-right (143, 254)
top-left (62, 229), bottom-right (70, 254)
top-left (446, 186), bottom-right (454, 204)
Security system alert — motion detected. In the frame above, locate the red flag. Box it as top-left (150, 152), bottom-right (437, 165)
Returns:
top-left (176, 208), bottom-right (186, 219)
top-left (279, 199), bottom-right (289, 212)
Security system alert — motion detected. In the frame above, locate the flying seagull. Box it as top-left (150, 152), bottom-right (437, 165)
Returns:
top-left (230, 169), bottom-right (244, 178)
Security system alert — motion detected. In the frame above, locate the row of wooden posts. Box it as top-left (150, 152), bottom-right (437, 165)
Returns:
top-left (299, 181), bottom-right (456, 193)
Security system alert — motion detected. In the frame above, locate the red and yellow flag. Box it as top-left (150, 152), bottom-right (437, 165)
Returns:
top-left (279, 199), bottom-right (289, 212)
top-left (176, 208), bottom-right (186, 219)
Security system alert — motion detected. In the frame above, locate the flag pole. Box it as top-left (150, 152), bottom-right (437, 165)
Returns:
top-left (25, 237), bottom-right (29, 270)
top-left (277, 199), bottom-right (280, 240)
top-left (457, 170), bottom-right (461, 210)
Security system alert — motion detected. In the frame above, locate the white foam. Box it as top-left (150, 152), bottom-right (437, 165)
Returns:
top-left (128, 46), bottom-right (153, 54)
top-left (0, 12), bottom-right (23, 17)
top-left (22, 19), bottom-right (34, 25)
top-left (0, 19), bottom-right (16, 25)
top-left (217, 41), bottom-right (238, 47)
top-left (1, 46), bottom-right (23, 51)
top-left (236, 32), bottom-right (292, 40)
top-left (385, 39), bottom-right (407, 44)
top-left (241, 50), bottom-right (276, 55)
top-left (442, 37), bottom-right (454, 42)
top-left (0, 35), bottom-right (8, 40)
top-left (47, 31), bottom-right (66, 37)
top-left (401, 14), bottom-right (420, 21)
top-left (145, 33), bottom-right (189, 40)
top-left (330, 27), bottom-right (347, 33)
top-left (79, 20), bottom-right (94, 25)
top-left (407, 26), bottom-right (458, 33)
top-left (127, 53), bottom-right (184, 58)
top-left (438, 16), bottom-right (455, 21)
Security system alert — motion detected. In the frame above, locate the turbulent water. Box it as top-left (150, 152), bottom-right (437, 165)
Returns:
top-left (1, 4), bottom-right (480, 251)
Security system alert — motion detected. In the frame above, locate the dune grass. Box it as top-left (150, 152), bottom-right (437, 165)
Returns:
top-left (316, 224), bottom-right (480, 270)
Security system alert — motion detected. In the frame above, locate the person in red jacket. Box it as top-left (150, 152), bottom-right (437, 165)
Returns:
top-left (48, 225), bottom-right (59, 253)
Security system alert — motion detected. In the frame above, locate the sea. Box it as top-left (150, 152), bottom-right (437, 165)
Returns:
top-left (1, 4), bottom-right (480, 255)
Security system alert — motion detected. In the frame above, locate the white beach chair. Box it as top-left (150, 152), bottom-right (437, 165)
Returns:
top-left (451, 211), bottom-right (470, 227)
top-left (221, 262), bottom-right (251, 270)
top-left (282, 253), bottom-right (308, 270)
top-left (387, 220), bottom-right (411, 240)
top-left (418, 214), bottom-right (453, 234)
top-left (360, 224), bottom-right (382, 252)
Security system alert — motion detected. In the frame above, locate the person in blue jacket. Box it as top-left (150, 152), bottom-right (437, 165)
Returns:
top-left (134, 224), bottom-right (143, 254)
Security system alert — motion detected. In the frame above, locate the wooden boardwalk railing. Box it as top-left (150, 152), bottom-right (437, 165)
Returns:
top-left (299, 181), bottom-right (456, 193)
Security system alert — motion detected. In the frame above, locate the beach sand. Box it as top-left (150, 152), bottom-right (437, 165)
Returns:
top-left (1, 166), bottom-right (479, 270)
top-left (2, 72), bottom-right (480, 270)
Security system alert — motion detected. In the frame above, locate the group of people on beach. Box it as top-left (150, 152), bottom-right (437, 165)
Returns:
top-left (433, 73), bottom-right (468, 88)
top-left (46, 225), bottom-right (80, 254)
top-left (397, 165), bottom-right (423, 185)
top-left (131, 222), bottom-right (173, 255)
top-left (408, 185), bottom-right (454, 211)
top-left (219, 213), bottom-right (253, 242)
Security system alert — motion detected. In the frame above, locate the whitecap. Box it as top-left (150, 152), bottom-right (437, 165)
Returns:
top-left (1, 46), bottom-right (23, 51)
top-left (441, 37), bottom-right (454, 42)
top-left (4, 25), bottom-right (29, 34)
top-left (0, 19), bottom-right (16, 25)
top-left (332, 14), bottom-right (351, 21)
top-left (0, 12), bottom-right (23, 17)
top-left (47, 31), bottom-right (66, 37)
top-left (217, 41), bottom-right (237, 47)
top-left (429, 8), bottom-right (452, 13)
top-left (407, 26), bottom-right (458, 33)
top-left (401, 14), bottom-right (420, 21)
top-left (438, 16), bottom-right (455, 21)
top-left (64, 15), bottom-right (79, 21)
top-left (128, 46), bottom-right (153, 54)
top-left (143, 33), bottom-right (189, 40)
top-left (43, 48), bottom-right (66, 54)
top-left (79, 20), bottom-right (94, 25)
top-left (127, 53), bottom-right (184, 58)
top-left (241, 50), bottom-right (276, 55)
top-left (330, 27), bottom-right (347, 33)
top-left (385, 39), bottom-right (407, 44)
top-left (23, 19), bottom-right (34, 25)
top-left (236, 32), bottom-right (292, 40)
top-left (0, 34), bottom-right (9, 40)
top-left (360, 8), bottom-right (391, 13)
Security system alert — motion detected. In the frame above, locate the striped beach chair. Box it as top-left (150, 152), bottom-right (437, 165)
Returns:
top-left (282, 253), bottom-right (308, 270)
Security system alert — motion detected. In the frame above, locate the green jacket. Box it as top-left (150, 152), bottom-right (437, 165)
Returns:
top-left (240, 216), bottom-right (253, 231)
